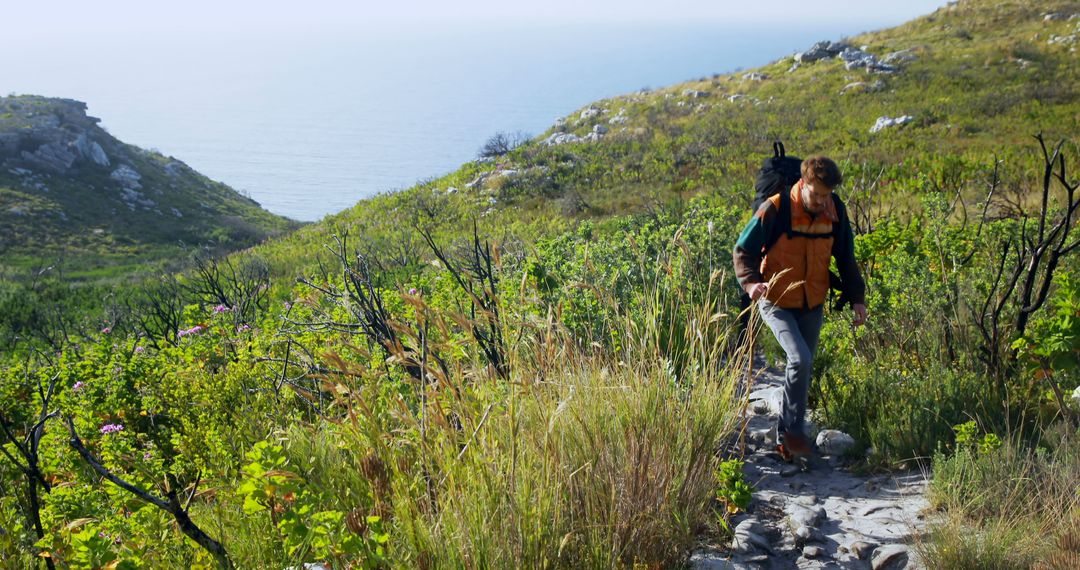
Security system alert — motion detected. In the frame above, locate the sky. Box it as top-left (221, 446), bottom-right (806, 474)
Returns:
top-left (13, 1), bottom-right (949, 38)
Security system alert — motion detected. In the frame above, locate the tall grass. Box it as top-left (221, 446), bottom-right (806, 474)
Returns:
top-left (244, 229), bottom-right (751, 568)
top-left (917, 422), bottom-right (1080, 569)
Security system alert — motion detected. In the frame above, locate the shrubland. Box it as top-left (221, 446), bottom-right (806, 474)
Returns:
top-left (3, 0), bottom-right (1080, 567)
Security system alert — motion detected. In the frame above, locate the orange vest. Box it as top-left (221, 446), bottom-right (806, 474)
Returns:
top-left (761, 181), bottom-right (838, 309)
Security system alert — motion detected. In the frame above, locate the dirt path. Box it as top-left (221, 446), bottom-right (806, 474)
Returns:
top-left (691, 363), bottom-right (931, 570)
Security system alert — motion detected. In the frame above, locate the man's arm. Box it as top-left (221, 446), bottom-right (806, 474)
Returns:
top-left (733, 201), bottom-right (777, 297)
top-left (832, 199), bottom-right (868, 325)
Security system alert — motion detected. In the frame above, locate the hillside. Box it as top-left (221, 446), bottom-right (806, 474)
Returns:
top-left (248, 0), bottom-right (1079, 274)
top-left (0, 95), bottom-right (299, 278)
top-left (1, 1), bottom-right (1079, 568)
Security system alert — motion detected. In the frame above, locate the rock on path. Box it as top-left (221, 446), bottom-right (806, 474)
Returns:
top-left (692, 362), bottom-right (930, 569)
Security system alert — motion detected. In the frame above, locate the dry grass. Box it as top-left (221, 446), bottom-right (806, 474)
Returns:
top-left (918, 424), bottom-right (1080, 570)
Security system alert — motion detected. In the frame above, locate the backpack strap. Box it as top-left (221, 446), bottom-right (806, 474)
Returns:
top-left (764, 187), bottom-right (792, 252)
top-left (773, 140), bottom-right (785, 159)
top-left (766, 190), bottom-right (848, 252)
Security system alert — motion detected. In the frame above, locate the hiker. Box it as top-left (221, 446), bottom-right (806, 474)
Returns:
top-left (733, 155), bottom-right (867, 461)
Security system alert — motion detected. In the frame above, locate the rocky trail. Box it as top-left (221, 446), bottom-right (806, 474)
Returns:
top-left (692, 363), bottom-right (932, 570)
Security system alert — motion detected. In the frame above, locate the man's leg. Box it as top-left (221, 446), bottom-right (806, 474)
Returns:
top-left (758, 300), bottom-right (819, 442)
top-left (790, 304), bottom-right (824, 433)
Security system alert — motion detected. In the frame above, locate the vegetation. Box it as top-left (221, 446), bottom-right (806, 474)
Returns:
top-left (2, 0), bottom-right (1080, 567)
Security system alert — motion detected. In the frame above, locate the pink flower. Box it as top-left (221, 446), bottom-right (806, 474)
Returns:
top-left (213, 304), bottom-right (230, 313)
top-left (237, 324), bottom-right (251, 332)
top-left (100, 423), bottom-right (124, 435)
top-left (72, 381), bottom-right (85, 392)
top-left (284, 302), bottom-right (292, 310)
top-left (101, 326), bottom-right (112, 334)
top-left (134, 346), bottom-right (145, 354)
top-left (177, 325), bottom-right (205, 338)
top-left (408, 288), bottom-right (418, 295)
top-left (143, 451), bottom-right (153, 460)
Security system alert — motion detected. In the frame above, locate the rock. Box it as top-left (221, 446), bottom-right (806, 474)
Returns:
top-left (110, 164), bottom-right (143, 190)
top-left (816, 429), bottom-right (856, 456)
top-left (802, 545), bottom-right (826, 559)
top-left (543, 132), bottom-right (582, 146)
top-left (445, 186), bottom-right (458, 194)
top-left (21, 143), bottom-right (77, 173)
top-left (838, 48), bottom-right (899, 73)
top-left (850, 540), bottom-right (878, 560)
top-left (592, 124), bottom-right (608, 135)
top-left (795, 40), bottom-right (851, 62)
top-left (578, 107), bottom-right (602, 121)
top-left (793, 524), bottom-right (822, 543)
top-left (731, 518), bottom-right (772, 554)
top-left (742, 72), bottom-right (768, 81)
top-left (71, 134), bottom-right (110, 167)
top-left (882, 49), bottom-right (918, 65)
top-left (749, 386), bottom-right (783, 415)
top-left (838, 47), bottom-right (872, 64)
top-left (727, 94), bottom-right (746, 103)
top-left (840, 79), bottom-right (887, 94)
top-left (733, 517), bottom-right (763, 534)
top-left (789, 505), bottom-right (826, 529)
top-left (841, 81), bottom-right (868, 94)
top-left (787, 62), bottom-right (801, 73)
top-left (608, 109), bottom-right (628, 124)
top-left (682, 89), bottom-right (709, 98)
top-left (871, 544), bottom-right (910, 570)
top-left (1048, 33), bottom-right (1078, 46)
top-left (869, 115), bottom-right (914, 133)
top-left (1044, 13), bottom-right (1068, 22)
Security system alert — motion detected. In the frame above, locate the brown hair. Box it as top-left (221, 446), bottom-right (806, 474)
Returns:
top-left (801, 156), bottom-right (843, 189)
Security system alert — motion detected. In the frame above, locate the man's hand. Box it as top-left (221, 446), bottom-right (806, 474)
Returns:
top-left (852, 303), bottom-right (868, 327)
top-left (749, 283), bottom-right (769, 300)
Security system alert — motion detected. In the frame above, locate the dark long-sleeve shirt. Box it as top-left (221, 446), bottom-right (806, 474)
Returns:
top-left (732, 196), bottom-right (866, 307)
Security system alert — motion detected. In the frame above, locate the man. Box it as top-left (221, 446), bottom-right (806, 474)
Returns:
top-left (733, 155), bottom-right (867, 461)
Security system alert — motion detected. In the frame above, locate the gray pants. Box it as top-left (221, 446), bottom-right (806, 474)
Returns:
top-left (758, 300), bottom-right (824, 441)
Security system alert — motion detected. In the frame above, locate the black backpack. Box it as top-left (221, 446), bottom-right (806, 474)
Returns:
top-left (752, 141), bottom-right (851, 307)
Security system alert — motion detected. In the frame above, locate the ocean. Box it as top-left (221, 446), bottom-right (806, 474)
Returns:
top-left (3, 17), bottom-right (933, 221)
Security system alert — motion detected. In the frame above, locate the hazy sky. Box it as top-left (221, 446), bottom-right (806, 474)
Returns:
top-left (16, 1), bottom-right (949, 38)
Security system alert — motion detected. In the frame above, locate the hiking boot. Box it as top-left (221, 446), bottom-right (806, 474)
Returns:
top-left (775, 443), bottom-right (795, 463)
top-left (780, 431), bottom-right (814, 458)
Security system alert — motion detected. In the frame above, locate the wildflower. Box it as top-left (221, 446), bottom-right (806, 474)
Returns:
top-left (72, 381), bottom-right (85, 392)
top-left (284, 302), bottom-right (292, 310)
top-left (101, 326), bottom-right (112, 334)
top-left (100, 423), bottom-right (124, 435)
top-left (408, 288), bottom-right (418, 295)
top-left (213, 304), bottom-right (230, 313)
top-left (177, 325), bottom-right (205, 338)
top-left (143, 451), bottom-right (153, 460)
top-left (134, 345), bottom-right (145, 354)
top-left (237, 324), bottom-right (251, 332)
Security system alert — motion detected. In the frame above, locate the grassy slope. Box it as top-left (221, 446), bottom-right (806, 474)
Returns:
top-left (0, 96), bottom-right (300, 281)
top-left (244, 0), bottom-right (1080, 283)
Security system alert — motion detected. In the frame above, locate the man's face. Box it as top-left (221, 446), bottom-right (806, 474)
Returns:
top-left (801, 179), bottom-right (833, 213)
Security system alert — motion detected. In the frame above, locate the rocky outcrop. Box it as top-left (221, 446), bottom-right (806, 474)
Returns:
top-left (0, 96), bottom-right (112, 174)
top-left (794, 41), bottom-right (915, 74)
top-left (838, 47), bottom-right (899, 73)
top-left (795, 41), bottom-right (851, 63)
top-left (0, 94), bottom-right (298, 254)
top-left (870, 115), bottom-right (915, 133)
